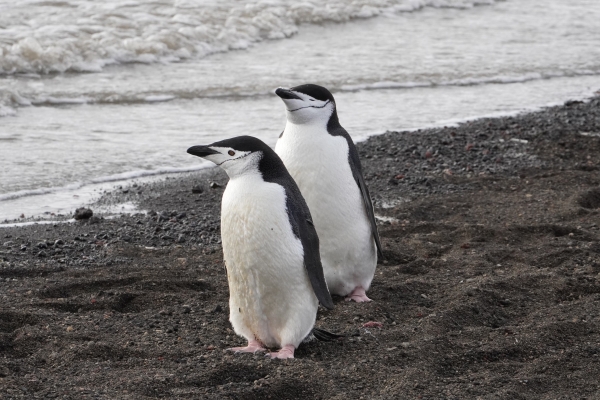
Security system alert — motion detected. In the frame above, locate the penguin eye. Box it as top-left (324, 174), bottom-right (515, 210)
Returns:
top-left (228, 150), bottom-right (235, 156)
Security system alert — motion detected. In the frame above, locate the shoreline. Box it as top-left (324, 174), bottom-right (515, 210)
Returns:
top-left (2, 86), bottom-right (598, 224)
top-left (1, 97), bottom-right (599, 398)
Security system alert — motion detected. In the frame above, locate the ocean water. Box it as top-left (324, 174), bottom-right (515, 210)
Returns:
top-left (1, 0), bottom-right (599, 221)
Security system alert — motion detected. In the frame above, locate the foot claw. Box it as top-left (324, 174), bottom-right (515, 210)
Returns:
top-left (345, 286), bottom-right (372, 302)
top-left (267, 344), bottom-right (295, 359)
top-left (227, 340), bottom-right (266, 354)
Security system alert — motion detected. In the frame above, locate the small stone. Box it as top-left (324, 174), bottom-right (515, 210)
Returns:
top-left (209, 182), bottom-right (222, 189)
top-left (192, 186), bottom-right (204, 194)
top-left (74, 208), bottom-right (93, 220)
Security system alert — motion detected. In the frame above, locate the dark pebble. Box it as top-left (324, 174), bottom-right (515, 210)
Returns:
top-left (74, 208), bottom-right (93, 220)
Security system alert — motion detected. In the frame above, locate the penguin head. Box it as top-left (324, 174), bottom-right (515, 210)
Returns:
top-left (275, 84), bottom-right (336, 125)
top-left (187, 136), bottom-right (278, 178)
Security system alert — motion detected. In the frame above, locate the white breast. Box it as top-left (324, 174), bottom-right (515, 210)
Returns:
top-left (221, 174), bottom-right (318, 348)
top-left (275, 123), bottom-right (377, 295)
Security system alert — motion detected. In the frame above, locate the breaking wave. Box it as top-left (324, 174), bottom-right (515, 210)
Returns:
top-left (0, 0), bottom-right (498, 76)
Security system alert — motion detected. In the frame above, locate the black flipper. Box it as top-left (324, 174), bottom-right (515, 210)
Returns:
top-left (312, 327), bottom-right (345, 341)
top-left (294, 213), bottom-right (335, 310)
top-left (327, 119), bottom-right (384, 259)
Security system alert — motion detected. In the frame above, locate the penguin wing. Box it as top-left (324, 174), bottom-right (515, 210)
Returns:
top-left (330, 125), bottom-right (384, 259)
top-left (349, 150), bottom-right (384, 259)
top-left (284, 186), bottom-right (334, 310)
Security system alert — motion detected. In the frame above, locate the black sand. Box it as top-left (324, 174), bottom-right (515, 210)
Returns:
top-left (1, 97), bottom-right (600, 399)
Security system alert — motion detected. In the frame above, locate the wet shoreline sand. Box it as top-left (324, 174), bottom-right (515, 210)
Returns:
top-left (1, 97), bottom-right (599, 398)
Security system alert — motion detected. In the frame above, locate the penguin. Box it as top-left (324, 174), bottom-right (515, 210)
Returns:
top-left (274, 84), bottom-right (383, 303)
top-left (187, 135), bottom-right (334, 359)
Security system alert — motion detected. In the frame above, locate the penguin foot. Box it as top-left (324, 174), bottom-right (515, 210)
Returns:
top-left (345, 286), bottom-right (372, 303)
top-left (267, 344), bottom-right (295, 359)
top-left (228, 340), bottom-right (266, 354)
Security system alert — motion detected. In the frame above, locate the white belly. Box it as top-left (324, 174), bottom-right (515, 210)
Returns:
top-left (275, 124), bottom-right (377, 296)
top-left (221, 174), bottom-right (318, 348)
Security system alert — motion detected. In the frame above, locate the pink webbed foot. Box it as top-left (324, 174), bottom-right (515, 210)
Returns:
top-left (227, 339), bottom-right (266, 354)
top-left (345, 286), bottom-right (372, 303)
top-left (267, 344), bottom-right (295, 359)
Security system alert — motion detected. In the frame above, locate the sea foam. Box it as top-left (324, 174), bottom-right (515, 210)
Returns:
top-left (0, 0), bottom-right (499, 77)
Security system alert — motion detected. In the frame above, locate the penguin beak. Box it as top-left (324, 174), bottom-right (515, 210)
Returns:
top-left (187, 145), bottom-right (220, 158)
top-left (275, 87), bottom-right (302, 100)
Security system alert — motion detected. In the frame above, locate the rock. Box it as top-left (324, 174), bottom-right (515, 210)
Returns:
top-left (74, 208), bottom-right (93, 220)
top-left (209, 181), bottom-right (222, 189)
top-left (157, 211), bottom-right (169, 222)
top-left (192, 186), bottom-right (204, 194)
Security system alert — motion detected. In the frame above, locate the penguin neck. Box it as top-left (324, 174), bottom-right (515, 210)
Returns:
top-left (285, 109), bottom-right (340, 134)
top-left (221, 152), bottom-right (263, 180)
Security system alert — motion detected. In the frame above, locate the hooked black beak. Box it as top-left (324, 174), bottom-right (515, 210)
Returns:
top-left (275, 87), bottom-right (302, 100)
top-left (187, 145), bottom-right (220, 158)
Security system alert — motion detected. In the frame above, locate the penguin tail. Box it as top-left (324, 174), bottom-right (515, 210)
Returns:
top-left (312, 327), bottom-right (345, 342)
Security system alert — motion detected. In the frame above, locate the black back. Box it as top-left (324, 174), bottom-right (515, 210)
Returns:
top-left (211, 136), bottom-right (334, 310)
top-left (289, 85), bottom-right (384, 259)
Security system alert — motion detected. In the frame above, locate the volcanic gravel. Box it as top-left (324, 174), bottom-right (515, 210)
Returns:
top-left (1, 97), bottom-right (600, 399)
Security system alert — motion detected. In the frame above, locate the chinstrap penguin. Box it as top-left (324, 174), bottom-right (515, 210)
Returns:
top-left (274, 84), bottom-right (383, 302)
top-left (187, 136), bottom-right (334, 359)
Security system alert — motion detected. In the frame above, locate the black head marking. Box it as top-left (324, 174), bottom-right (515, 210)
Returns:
top-left (204, 135), bottom-right (272, 153)
top-left (290, 84), bottom-right (336, 103)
